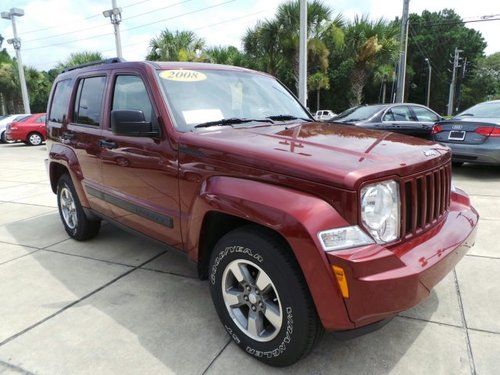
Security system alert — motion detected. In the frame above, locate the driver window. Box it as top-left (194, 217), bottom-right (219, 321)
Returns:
top-left (389, 106), bottom-right (412, 121)
top-left (112, 75), bottom-right (155, 125)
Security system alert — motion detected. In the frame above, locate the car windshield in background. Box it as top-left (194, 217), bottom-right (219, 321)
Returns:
top-left (456, 102), bottom-right (500, 118)
top-left (157, 69), bottom-right (310, 131)
top-left (334, 105), bottom-right (386, 122)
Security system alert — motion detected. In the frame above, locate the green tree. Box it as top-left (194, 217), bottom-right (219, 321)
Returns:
top-left (57, 51), bottom-right (104, 70)
top-left (147, 30), bottom-right (204, 61)
top-left (204, 46), bottom-right (246, 66)
top-left (406, 9), bottom-right (486, 113)
top-left (308, 71), bottom-right (330, 111)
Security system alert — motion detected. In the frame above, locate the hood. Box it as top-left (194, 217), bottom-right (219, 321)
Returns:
top-left (180, 122), bottom-right (450, 190)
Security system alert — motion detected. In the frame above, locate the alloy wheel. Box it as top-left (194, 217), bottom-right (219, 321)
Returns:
top-left (60, 187), bottom-right (78, 229)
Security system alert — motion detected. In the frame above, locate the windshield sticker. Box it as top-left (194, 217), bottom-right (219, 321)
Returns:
top-left (182, 109), bottom-right (223, 125)
top-left (160, 70), bottom-right (207, 82)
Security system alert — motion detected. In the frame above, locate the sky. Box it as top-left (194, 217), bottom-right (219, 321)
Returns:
top-left (0, 0), bottom-right (499, 71)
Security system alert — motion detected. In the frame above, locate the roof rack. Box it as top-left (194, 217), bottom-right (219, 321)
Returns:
top-left (61, 57), bottom-right (125, 73)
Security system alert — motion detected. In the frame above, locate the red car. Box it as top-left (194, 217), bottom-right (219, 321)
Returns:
top-left (46, 60), bottom-right (478, 367)
top-left (6, 113), bottom-right (47, 145)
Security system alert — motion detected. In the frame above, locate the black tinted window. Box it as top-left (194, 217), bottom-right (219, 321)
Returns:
top-left (74, 76), bottom-right (106, 126)
top-left (384, 106), bottom-right (413, 122)
top-left (412, 106), bottom-right (438, 122)
top-left (49, 80), bottom-right (72, 123)
top-left (112, 75), bottom-right (153, 123)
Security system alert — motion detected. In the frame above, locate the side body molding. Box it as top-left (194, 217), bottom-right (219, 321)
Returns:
top-left (186, 176), bottom-right (354, 329)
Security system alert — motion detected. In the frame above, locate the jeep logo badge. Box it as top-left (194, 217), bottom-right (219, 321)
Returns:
top-left (423, 149), bottom-right (438, 157)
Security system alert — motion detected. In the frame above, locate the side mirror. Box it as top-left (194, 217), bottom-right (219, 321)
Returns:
top-left (111, 110), bottom-right (158, 137)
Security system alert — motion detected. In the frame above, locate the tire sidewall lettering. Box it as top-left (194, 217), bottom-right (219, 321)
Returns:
top-left (210, 245), bottom-right (264, 285)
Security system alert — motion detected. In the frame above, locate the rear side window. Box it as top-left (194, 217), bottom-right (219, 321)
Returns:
top-left (49, 79), bottom-right (72, 123)
top-left (74, 76), bottom-right (106, 126)
top-left (112, 75), bottom-right (154, 123)
top-left (412, 106), bottom-right (439, 122)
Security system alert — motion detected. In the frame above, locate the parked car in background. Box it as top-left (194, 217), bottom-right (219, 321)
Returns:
top-left (432, 100), bottom-right (500, 166)
top-left (314, 109), bottom-right (336, 121)
top-left (330, 103), bottom-right (442, 139)
top-left (6, 113), bottom-right (47, 146)
top-left (0, 114), bottom-right (30, 143)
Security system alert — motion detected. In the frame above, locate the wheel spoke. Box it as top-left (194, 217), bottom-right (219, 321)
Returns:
top-left (255, 269), bottom-right (272, 292)
top-left (247, 310), bottom-right (264, 338)
top-left (228, 262), bottom-right (253, 285)
top-left (223, 288), bottom-right (241, 307)
top-left (264, 301), bottom-right (282, 330)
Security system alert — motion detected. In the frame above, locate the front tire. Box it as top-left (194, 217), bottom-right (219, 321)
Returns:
top-left (209, 226), bottom-right (323, 367)
top-left (1, 131), bottom-right (14, 144)
top-left (57, 174), bottom-right (101, 241)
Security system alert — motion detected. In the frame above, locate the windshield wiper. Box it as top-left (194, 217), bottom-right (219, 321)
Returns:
top-left (194, 117), bottom-right (273, 128)
top-left (266, 114), bottom-right (312, 122)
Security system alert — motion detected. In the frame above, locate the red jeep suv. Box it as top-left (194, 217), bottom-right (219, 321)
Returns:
top-left (46, 59), bottom-right (478, 367)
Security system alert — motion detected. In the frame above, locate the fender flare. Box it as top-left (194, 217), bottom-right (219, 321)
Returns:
top-left (186, 176), bottom-right (354, 330)
top-left (48, 143), bottom-right (90, 207)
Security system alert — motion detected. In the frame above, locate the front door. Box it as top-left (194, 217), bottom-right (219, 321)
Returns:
top-left (99, 71), bottom-right (181, 247)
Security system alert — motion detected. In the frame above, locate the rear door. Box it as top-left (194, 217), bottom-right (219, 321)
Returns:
top-left (65, 74), bottom-right (111, 215)
top-left (99, 70), bottom-right (182, 246)
top-left (381, 105), bottom-right (425, 137)
top-left (409, 105), bottom-right (440, 139)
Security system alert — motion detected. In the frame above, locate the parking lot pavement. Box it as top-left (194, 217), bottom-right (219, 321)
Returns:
top-left (0, 144), bottom-right (499, 375)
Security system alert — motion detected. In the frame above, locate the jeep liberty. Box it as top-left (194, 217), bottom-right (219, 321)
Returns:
top-left (46, 59), bottom-right (478, 367)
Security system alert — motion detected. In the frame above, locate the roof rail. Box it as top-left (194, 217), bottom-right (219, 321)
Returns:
top-left (61, 57), bottom-right (125, 73)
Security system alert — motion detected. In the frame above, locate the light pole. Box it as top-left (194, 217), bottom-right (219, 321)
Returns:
top-left (1, 8), bottom-right (30, 114)
top-left (103, 0), bottom-right (123, 59)
top-left (395, 0), bottom-right (410, 103)
top-left (298, 0), bottom-right (307, 107)
top-left (425, 58), bottom-right (432, 107)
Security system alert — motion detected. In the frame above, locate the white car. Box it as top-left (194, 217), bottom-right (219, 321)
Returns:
top-left (0, 114), bottom-right (30, 143)
top-left (314, 110), bottom-right (336, 122)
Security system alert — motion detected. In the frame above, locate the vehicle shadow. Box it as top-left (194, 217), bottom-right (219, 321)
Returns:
top-left (2, 212), bottom-right (445, 374)
top-left (452, 163), bottom-right (500, 180)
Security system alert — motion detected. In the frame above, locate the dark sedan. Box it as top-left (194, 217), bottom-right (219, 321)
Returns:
top-left (330, 103), bottom-right (442, 139)
top-left (432, 100), bottom-right (500, 166)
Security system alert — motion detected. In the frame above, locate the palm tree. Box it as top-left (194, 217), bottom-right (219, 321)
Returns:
top-left (343, 16), bottom-right (399, 106)
top-left (57, 51), bottom-right (104, 69)
top-left (373, 64), bottom-right (395, 103)
top-left (243, 1), bottom-right (344, 90)
top-left (205, 46), bottom-right (245, 66)
top-left (308, 71), bottom-right (330, 110)
top-left (147, 30), bottom-right (205, 61)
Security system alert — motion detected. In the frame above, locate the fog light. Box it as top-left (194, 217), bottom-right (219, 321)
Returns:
top-left (332, 265), bottom-right (349, 298)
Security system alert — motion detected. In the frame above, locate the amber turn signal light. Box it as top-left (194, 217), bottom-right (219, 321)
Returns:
top-left (332, 265), bottom-right (349, 298)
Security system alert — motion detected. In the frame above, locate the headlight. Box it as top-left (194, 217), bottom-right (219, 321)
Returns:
top-left (361, 180), bottom-right (400, 243)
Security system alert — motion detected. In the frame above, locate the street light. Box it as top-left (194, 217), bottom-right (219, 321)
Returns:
top-left (1, 7), bottom-right (30, 114)
top-left (424, 58), bottom-right (432, 107)
top-left (103, 0), bottom-right (123, 58)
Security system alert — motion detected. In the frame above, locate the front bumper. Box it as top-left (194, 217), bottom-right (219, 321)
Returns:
top-left (5, 129), bottom-right (23, 141)
top-left (444, 141), bottom-right (500, 165)
top-left (326, 188), bottom-right (478, 328)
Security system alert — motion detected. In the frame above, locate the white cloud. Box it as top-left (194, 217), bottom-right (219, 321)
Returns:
top-left (0, 0), bottom-right (498, 71)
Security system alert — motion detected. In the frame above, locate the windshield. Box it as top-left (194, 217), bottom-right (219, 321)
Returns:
top-left (334, 105), bottom-right (385, 122)
top-left (157, 69), bottom-right (310, 131)
top-left (456, 102), bottom-right (500, 118)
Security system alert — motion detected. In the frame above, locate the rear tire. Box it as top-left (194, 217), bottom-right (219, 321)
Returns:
top-left (57, 174), bottom-right (101, 241)
top-left (27, 132), bottom-right (43, 146)
top-left (209, 225), bottom-right (324, 367)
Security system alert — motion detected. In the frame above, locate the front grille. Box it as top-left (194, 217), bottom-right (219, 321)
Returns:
top-left (401, 163), bottom-right (451, 237)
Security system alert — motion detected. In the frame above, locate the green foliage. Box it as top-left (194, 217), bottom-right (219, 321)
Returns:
top-left (57, 51), bottom-right (104, 70)
top-left (147, 30), bottom-right (205, 61)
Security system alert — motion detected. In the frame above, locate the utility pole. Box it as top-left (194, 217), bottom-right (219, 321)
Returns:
top-left (103, 0), bottom-right (123, 58)
top-left (298, 0), bottom-right (308, 107)
top-left (1, 8), bottom-right (30, 114)
top-left (447, 47), bottom-right (463, 116)
top-left (395, 0), bottom-right (410, 103)
top-left (425, 58), bottom-right (432, 107)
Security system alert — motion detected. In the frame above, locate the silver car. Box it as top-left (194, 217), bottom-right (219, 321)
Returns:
top-left (432, 100), bottom-right (500, 166)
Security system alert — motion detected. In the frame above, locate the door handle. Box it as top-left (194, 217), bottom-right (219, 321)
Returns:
top-left (99, 139), bottom-right (118, 149)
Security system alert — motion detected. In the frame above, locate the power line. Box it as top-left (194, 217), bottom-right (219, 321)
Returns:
top-left (23, 0), bottom-right (194, 44)
top-left (21, 0), bottom-right (236, 51)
